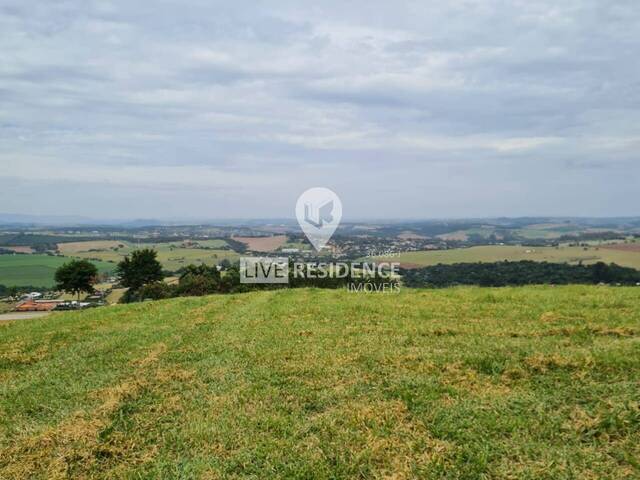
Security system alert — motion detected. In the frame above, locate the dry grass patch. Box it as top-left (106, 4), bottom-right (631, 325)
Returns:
top-left (0, 342), bottom-right (174, 479)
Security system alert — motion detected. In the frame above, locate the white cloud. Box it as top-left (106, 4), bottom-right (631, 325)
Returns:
top-left (0, 0), bottom-right (639, 217)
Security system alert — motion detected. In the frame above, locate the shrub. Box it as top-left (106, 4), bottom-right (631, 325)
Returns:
top-left (176, 274), bottom-right (219, 297)
top-left (138, 281), bottom-right (176, 301)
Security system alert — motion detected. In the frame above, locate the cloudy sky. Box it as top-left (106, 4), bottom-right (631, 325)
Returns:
top-left (1, 0), bottom-right (639, 220)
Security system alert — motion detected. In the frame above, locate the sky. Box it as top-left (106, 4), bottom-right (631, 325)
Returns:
top-left (1, 0), bottom-right (639, 220)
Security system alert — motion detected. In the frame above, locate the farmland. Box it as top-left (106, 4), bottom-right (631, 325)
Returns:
top-left (233, 235), bottom-right (288, 252)
top-left (377, 244), bottom-right (640, 269)
top-left (0, 238), bottom-right (240, 288)
top-left (57, 240), bottom-right (240, 272)
top-left (0, 286), bottom-right (638, 478)
top-left (0, 254), bottom-right (115, 288)
top-left (57, 240), bottom-right (125, 254)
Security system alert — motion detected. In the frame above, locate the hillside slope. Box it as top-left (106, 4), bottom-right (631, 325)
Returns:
top-left (0, 287), bottom-right (639, 479)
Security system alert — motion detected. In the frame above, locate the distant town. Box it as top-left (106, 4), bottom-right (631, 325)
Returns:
top-left (2, 216), bottom-right (640, 318)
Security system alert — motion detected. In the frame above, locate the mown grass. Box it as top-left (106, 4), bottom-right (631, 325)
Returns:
top-left (0, 286), bottom-right (638, 479)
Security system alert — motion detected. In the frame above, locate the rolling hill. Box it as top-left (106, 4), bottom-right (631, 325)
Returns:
top-left (0, 287), bottom-right (638, 478)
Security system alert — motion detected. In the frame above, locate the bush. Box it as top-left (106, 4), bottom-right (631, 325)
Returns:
top-left (138, 282), bottom-right (176, 301)
top-left (176, 274), bottom-right (219, 297)
top-left (178, 264), bottom-right (220, 281)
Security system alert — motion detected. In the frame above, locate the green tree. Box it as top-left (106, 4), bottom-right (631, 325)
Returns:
top-left (54, 259), bottom-right (98, 301)
top-left (179, 263), bottom-right (220, 281)
top-left (219, 264), bottom-right (247, 293)
top-left (176, 273), bottom-right (219, 296)
top-left (175, 263), bottom-right (221, 297)
top-left (592, 262), bottom-right (612, 284)
top-left (138, 281), bottom-right (176, 301)
top-left (116, 248), bottom-right (164, 292)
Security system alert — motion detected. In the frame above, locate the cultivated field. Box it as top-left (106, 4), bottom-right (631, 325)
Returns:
top-left (58, 240), bottom-right (239, 271)
top-left (0, 254), bottom-right (115, 287)
top-left (0, 246), bottom-right (34, 254)
top-left (603, 243), bottom-right (640, 253)
top-left (378, 244), bottom-right (640, 269)
top-left (233, 235), bottom-right (288, 252)
top-left (57, 240), bottom-right (126, 254)
top-left (430, 224), bottom-right (628, 242)
top-left (0, 287), bottom-right (638, 478)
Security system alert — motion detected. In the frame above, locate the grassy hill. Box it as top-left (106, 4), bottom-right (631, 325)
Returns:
top-left (0, 287), bottom-right (638, 478)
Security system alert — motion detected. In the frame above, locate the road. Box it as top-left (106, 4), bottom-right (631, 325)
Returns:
top-left (0, 311), bottom-right (52, 322)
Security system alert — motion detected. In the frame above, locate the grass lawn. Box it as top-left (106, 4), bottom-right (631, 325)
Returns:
top-left (0, 286), bottom-right (638, 478)
top-left (378, 244), bottom-right (640, 269)
top-left (0, 254), bottom-right (115, 288)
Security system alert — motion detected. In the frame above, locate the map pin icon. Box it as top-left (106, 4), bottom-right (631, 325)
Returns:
top-left (296, 187), bottom-right (342, 252)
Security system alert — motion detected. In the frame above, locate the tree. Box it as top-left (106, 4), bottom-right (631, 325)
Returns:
top-left (54, 259), bottom-right (98, 301)
top-left (176, 273), bottom-right (219, 296)
top-left (175, 263), bottom-right (221, 297)
top-left (218, 264), bottom-right (247, 293)
top-left (116, 248), bottom-right (163, 292)
top-left (592, 262), bottom-right (612, 284)
top-left (138, 281), bottom-right (176, 301)
top-left (179, 263), bottom-right (220, 281)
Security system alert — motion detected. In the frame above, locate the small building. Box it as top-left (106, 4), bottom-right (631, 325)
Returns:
top-left (14, 299), bottom-right (62, 312)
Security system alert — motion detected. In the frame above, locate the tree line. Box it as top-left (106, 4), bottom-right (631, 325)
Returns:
top-left (401, 261), bottom-right (640, 288)
top-left (51, 254), bottom-right (639, 303)
top-left (51, 248), bottom-right (396, 303)
top-left (128, 251), bottom-right (395, 302)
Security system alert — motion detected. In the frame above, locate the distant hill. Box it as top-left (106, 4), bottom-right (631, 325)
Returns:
top-left (0, 214), bottom-right (173, 228)
top-left (0, 213), bottom-right (94, 226)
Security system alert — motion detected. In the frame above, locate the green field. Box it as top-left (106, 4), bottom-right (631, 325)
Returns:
top-left (58, 240), bottom-right (239, 271)
top-left (435, 224), bottom-right (619, 241)
top-left (0, 255), bottom-right (115, 288)
top-left (378, 244), bottom-right (640, 269)
top-left (0, 287), bottom-right (638, 478)
top-left (279, 241), bottom-right (311, 251)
